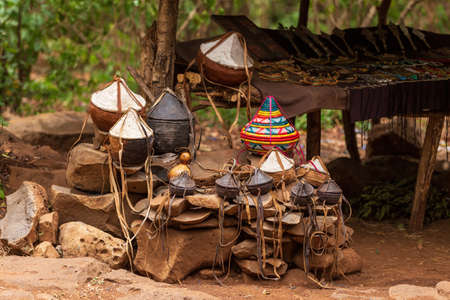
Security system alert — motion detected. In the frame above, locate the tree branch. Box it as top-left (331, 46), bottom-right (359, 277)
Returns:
top-left (399, 0), bottom-right (423, 24)
top-left (361, 5), bottom-right (377, 27)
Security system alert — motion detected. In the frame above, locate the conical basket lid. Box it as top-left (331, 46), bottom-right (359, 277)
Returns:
top-left (109, 109), bottom-right (153, 139)
top-left (91, 77), bottom-right (146, 112)
top-left (216, 172), bottom-right (239, 189)
top-left (240, 96), bottom-right (300, 154)
top-left (318, 179), bottom-right (342, 195)
top-left (148, 88), bottom-right (189, 121)
top-left (291, 180), bottom-right (314, 198)
top-left (200, 32), bottom-right (254, 69)
top-left (170, 172), bottom-right (196, 190)
top-left (301, 157), bottom-right (328, 174)
top-left (247, 168), bottom-right (273, 187)
top-left (260, 150), bottom-right (294, 173)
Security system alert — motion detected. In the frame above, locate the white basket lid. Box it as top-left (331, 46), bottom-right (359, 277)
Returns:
top-left (200, 32), bottom-right (254, 70)
top-left (301, 158), bottom-right (327, 174)
top-left (109, 109), bottom-right (153, 139)
top-left (91, 77), bottom-right (146, 112)
top-left (260, 150), bottom-right (294, 173)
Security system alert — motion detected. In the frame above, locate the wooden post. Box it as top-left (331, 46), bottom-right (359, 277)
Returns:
top-left (297, 0), bottom-right (310, 28)
top-left (409, 115), bottom-right (445, 232)
top-left (306, 110), bottom-right (321, 160)
top-left (342, 111), bottom-right (360, 162)
top-left (377, 0), bottom-right (392, 25)
top-left (296, 0), bottom-right (320, 160)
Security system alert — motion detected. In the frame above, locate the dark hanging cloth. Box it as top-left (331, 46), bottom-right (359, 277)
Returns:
top-left (348, 78), bottom-right (450, 122)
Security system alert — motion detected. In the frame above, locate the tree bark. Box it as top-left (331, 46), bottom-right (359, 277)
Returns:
top-left (152, 0), bottom-right (179, 98)
top-left (409, 115), bottom-right (445, 232)
top-left (140, 21), bottom-right (156, 105)
top-left (377, 0), bottom-right (392, 26)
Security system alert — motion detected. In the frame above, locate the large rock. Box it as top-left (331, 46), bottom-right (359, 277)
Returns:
top-left (66, 143), bottom-right (109, 193)
top-left (0, 182), bottom-right (48, 254)
top-left (191, 149), bottom-right (236, 186)
top-left (186, 193), bottom-right (222, 209)
top-left (146, 192), bottom-right (189, 217)
top-left (231, 239), bottom-right (274, 259)
top-left (6, 111), bottom-right (94, 152)
top-left (293, 248), bottom-right (362, 278)
top-left (132, 220), bottom-right (235, 283)
top-left (366, 123), bottom-right (421, 159)
top-left (0, 289), bottom-right (34, 300)
top-left (0, 256), bottom-right (111, 291)
top-left (436, 281), bottom-right (450, 298)
top-left (389, 284), bottom-right (445, 300)
top-left (0, 256), bottom-right (216, 299)
top-left (59, 222), bottom-right (127, 269)
top-left (38, 212), bottom-right (59, 244)
top-left (235, 258), bottom-right (288, 278)
top-left (336, 248), bottom-right (362, 275)
top-left (50, 185), bottom-right (128, 237)
top-left (33, 241), bottom-right (60, 258)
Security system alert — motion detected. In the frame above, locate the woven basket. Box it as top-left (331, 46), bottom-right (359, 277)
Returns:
top-left (241, 96), bottom-right (300, 155)
top-left (90, 76), bottom-right (146, 132)
top-left (297, 156), bottom-right (330, 187)
top-left (197, 32), bottom-right (253, 86)
top-left (147, 89), bottom-right (191, 154)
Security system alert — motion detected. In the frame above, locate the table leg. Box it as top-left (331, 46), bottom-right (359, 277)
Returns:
top-left (342, 111), bottom-right (361, 162)
top-left (307, 111), bottom-right (321, 160)
top-left (408, 115), bottom-right (445, 232)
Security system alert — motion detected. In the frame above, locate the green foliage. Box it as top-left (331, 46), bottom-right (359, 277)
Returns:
top-left (0, 183), bottom-right (4, 202)
top-left (0, 0), bottom-right (448, 117)
top-left (351, 178), bottom-right (450, 224)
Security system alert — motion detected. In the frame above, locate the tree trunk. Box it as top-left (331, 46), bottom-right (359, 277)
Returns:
top-left (152, 0), bottom-right (179, 98)
top-left (140, 22), bottom-right (156, 106)
top-left (409, 115), bottom-right (444, 232)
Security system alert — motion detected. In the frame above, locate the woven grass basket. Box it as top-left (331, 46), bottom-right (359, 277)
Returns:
top-left (259, 148), bottom-right (296, 187)
top-left (297, 156), bottom-right (330, 187)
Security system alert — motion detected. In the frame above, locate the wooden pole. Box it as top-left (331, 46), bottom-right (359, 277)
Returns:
top-left (377, 0), bottom-right (392, 25)
top-left (342, 111), bottom-right (360, 162)
top-left (297, 0), bottom-right (310, 28)
top-left (307, 110), bottom-right (321, 160)
top-left (296, 0), bottom-right (320, 160)
top-left (409, 115), bottom-right (445, 232)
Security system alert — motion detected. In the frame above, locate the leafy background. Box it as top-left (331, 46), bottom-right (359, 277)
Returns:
top-left (1, 0), bottom-right (448, 119)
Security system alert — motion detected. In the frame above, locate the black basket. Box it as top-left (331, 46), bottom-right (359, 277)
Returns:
top-left (246, 168), bottom-right (273, 195)
top-left (147, 119), bottom-right (190, 154)
top-left (147, 89), bottom-right (191, 154)
top-left (317, 179), bottom-right (342, 205)
top-left (290, 180), bottom-right (314, 206)
top-left (169, 172), bottom-right (196, 197)
top-left (215, 172), bottom-right (240, 199)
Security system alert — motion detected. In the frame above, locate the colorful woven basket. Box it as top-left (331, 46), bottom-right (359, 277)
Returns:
top-left (240, 96), bottom-right (299, 155)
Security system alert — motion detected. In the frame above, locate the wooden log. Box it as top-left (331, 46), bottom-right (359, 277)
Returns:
top-left (409, 115), bottom-right (445, 232)
top-left (306, 110), bottom-right (321, 160)
top-left (342, 110), bottom-right (360, 162)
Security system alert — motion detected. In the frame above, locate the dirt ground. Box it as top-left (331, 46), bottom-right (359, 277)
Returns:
top-left (0, 121), bottom-right (449, 299)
